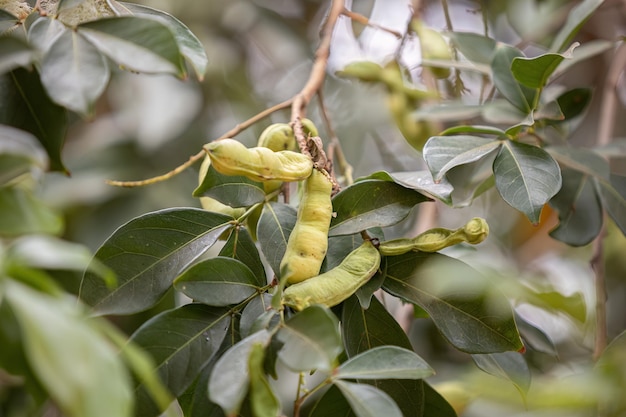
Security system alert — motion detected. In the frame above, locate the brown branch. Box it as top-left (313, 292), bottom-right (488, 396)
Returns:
top-left (341, 8), bottom-right (403, 39)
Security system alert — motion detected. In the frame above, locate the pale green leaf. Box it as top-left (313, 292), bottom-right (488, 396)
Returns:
top-left (334, 380), bottom-right (403, 417)
top-left (336, 346), bottom-right (434, 381)
top-left (0, 187), bottom-right (63, 236)
top-left (491, 45), bottom-right (538, 113)
top-left (550, 0), bottom-right (605, 52)
top-left (472, 352), bottom-right (531, 395)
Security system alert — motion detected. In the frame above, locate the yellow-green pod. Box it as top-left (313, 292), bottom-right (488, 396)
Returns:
top-left (257, 123), bottom-right (297, 152)
top-left (413, 20), bottom-right (452, 79)
top-left (336, 61), bottom-right (384, 83)
top-left (378, 217), bottom-right (489, 256)
top-left (282, 240), bottom-right (381, 311)
top-left (204, 139), bottom-right (313, 182)
top-left (198, 155), bottom-right (245, 218)
top-left (301, 118), bottom-right (319, 138)
top-left (280, 169), bottom-right (333, 284)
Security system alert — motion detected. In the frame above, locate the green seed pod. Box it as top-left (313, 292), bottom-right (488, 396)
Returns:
top-left (378, 217), bottom-right (489, 256)
top-left (301, 118), bottom-right (319, 138)
top-left (282, 240), bottom-right (381, 311)
top-left (412, 20), bottom-right (452, 79)
top-left (336, 61), bottom-right (384, 83)
top-left (280, 169), bottom-right (333, 284)
top-left (204, 139), bottom-right (313, 182)
top-left (198, 154), bottom-right (245, 218)
top-left (257, 123), bottom-right (297, 152)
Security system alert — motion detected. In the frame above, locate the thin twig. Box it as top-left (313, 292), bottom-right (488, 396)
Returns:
top-left (316, 91), bottom-right (353, 187)
top-left (341, 8), bottom-right (403, 39)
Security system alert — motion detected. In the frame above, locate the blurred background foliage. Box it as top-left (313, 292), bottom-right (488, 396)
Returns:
top-left (33, 0), bottom-right (626, 414)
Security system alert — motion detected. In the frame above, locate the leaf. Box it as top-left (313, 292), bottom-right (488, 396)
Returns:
top-left (120, 2), bottom-right (208, 80)
top-left (174, 257), bottom-right (260, 307)
top-left (304, 385), bottom-right (355, 417)
top-left (0, 36), bottom-right (35, 75)
top-left (0, 68), bottom-right (69, 173)
top-left (472, 352), bottom-right (531, 395)
top-left (552, 40), bottom-right (614, 78)
top-left (365, 171), bottom-right (453, 204)
top-left (330, 180), bottom-right (430, 236)
top-left (194, 164), bottom-right (265, 208)
top-left (423, 135), bottom-right (501, 182)
top-left (27, 16), bottom-right (66, 55)
top-left (57, 0), bottom-right (90, 12)
top-left (446, 157), bottom-right (496, 207)
top-left (219, 226), bottom-right (266, 284)
top-left (129, 304), bottom-right (230, 413)
top-left (209, 330), bottom-right (271, 416)
top-left (78, 16), bottom-right (185, 77)
top-left (248, 343), bottom-right (281, 417)
top-left (448, 31), bottom-right (497, 64)
top-left (5, 280), bottom-right (133, 417)
top-left (336, 346), bottom-right (433, 381)
top-left (548, 146), bottom-right (609, 180)
top-left (0, 9), bottom-right (20, 34)
top-left (276, 305), bottom-right (342, 372)
top-left (550, 0), bottom-right (605, 52)
top-left (491, 45), bottom-right (538, 113)
top-left (79, 208), bottom-right (233, 316)
top-left (0, 124), bottom-right (47, 184)
top-left (334, 380), bottom-right (403, 417)
top-left (40, 29), bottom-right (110, 117)
top-left (0, 187), bottom-right (63, 237)
top-left (515, 313), bottom-right (557, 356)
top-left (554, 88), bottom-right (592, 121)
top-left (511, 51), bottom-right (571, 89)
top-left (494, 140), bottom-right (562, 224)
top-left (257, 202), bottom-right (297, 276)
top-left (439, 125), bottom-right (507, 136)
top-left (382, 252), bottom-right (523, 353)
top-left (596, 174), bottom-right (626, 234)
top-left (414, 102), bottom-right (483, 122)
top-left (239, 293), bottom-right (276, 338)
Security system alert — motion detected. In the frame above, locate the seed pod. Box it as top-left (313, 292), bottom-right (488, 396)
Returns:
top-left (204, 139), bottom-right (313, 182)
top-left (198, 154), bottom-right (245, 218)
top-left (378, 217), bottom-right (489, 256)
top-left (282, 240), bottom-right (381, 311)
top-left (336, 61), bottom-right (384, 83)
top-left (413, 20), bottom-right (452, 79)
top-left (257, 123), bottom-right (297, 152)
top-left (301, 118), bottom-right (319, 138)
top-left (280, 169), bottom-right (333, 284)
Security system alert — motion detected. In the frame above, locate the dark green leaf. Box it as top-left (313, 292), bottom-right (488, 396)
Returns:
top-left (130, 304), bottom-right (230, 413)
top-left (248, 343), bottom-right (281, 417)
top-left (596, 174), bottom-right (626, 234)
top-left (78, 16), bottom-right (185, 77)
top-left (277, 305), bottom-right (342, 372)
top-left (482, 99), bottom-right (534, 126)
top-left (174, 257), bottom-right (260, 307)
top-left (324, 233), bottom-right (367, 271)
top-left (121, 2), bottom-right (208, 80)
top-left (257, 202), bottom-right (297, 276)
top-left (334, 380), bottom-right (403, 417)
top-left (491, 45), bottom-right (538, 113)
top-left (0, 69), bottom-right (69, 173)
top-left (439, 125), bottom-right (507, 137)
top-left (79, 208), bottom-right (232, 315)
top-left (424, 135), bottom-right (501, 182)
top-left (0, 187), bottom-right (63, 237)
top-left (304, 385), bottom-right (355, 417)
top-left (550, 0), bottom-right (605, 52)
top-left (40, 29), bottom-right (109, 117)
top-left (446, 157), bottom-right (496, 206)
top-left (555, 88), bottom-right (592, 121)
top-left (239, 293), bottom-right (276, 338)
top-left (194, 163), bottom-right (265, 208)
top-left (382, 252), bottom-right (522, 353)
top-left (494, 140), bottom-right (562, 224)
top-left (365, 171), bottom-right (453, 205)
top-left (219, 226), bottom-right (266, 285)
top-left (548, 146), bottom-right (609, 180)
top-left (336, 346), bottom-right (433, 381)
top-left (0, 36), bottom-right (34, 75)
top-left (330, 180), bottom-right (430, 236)
top-left (472, 352), bottom-right (531, 394)
top-left (511, 52), bottom-right (568, 89)
top-left (178, 367), bottom-right (226, 417)
top-left (448, 32), bottom-right (497, 64)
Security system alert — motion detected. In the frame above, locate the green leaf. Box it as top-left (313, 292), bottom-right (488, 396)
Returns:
top-left (494, 140), bottom-right (562, 224)
top-left (382, 252), bottom-right (523, 353)
top-left (548, 146), bottom-right (609, 180)
top-left (552, 40), bottom-right (614, 78)
top-left (219, 226), bottom-right (266, 284)
top-left (304, 385), bottom-right (355, 417)
top-left (240, 293), bottom-right (276, 338)
top-left (550, 0), bottom-right (605, 52)
top-left (423, 135), bottom-right (501, 182)
top-left (248, 343), bottom-right (281, 417)
top-left (0, 187), bottom-right (63, 237)
top-left (446, 157), bottom-right (496, 206)
top-left (178, 367), bottom-right (225, 417)
top-left (120, 2), bottom-right (208, 80)
top-left (472, 352), bottom-right (531, 395)
top-left (414, 102), bottom-right (483, 122)
top-left (334, 380), bottom-right (403, 417)
top-left (277, 305), bottom-right (342, 372)
top-left (515, 313), bottom-right (557, 356)
top-left (0, 124), bottom-right (47, 184)
top-left (194, 163), bottom-right (265, 208)
top-left (554, 88), bottom-right (592, 121)
top-left (78, 16), bottom-right (185, 77)
top-left (174, 257), bottom-right (260, 307)
top-left (79, 208), bottom-right (232, 316)
top-left (365, 171), bottom-right (453, 205)
top-left (27, 16), bottom-right (66, 54)
top-left (336, 346), bottom-right (433, 381)
top-left (0, 68), bottom-right (69, 173)
top-left (5, 280), bottom-right (133, 417)
top-left (330, 180), bottom-right (430, 236)
top-left (129, 304), bottom-right (230, 413)
top-left (491, 45), bottom-right (538, 113)
top-left (0, 9), bottom-right (20, 34)
top-left (448, 31), bottom-right (497, 64)
top-left (439, 125), bottom-right (507, 137)
top-left (0, 36), bottom-right (34, 75)
top-left (209, 330), bottom-right (271, 416)
top-left (511, 51), bottom-right (570, 89)
top-left (257, 202), bottom-right (297, 276)
top-left (596, 174), bottom-right (626, 235)
top-left (40, 29), bottom-right (109, 117)
top-left (57, 0), bottom-right (90, 12)
top-left (482, 99), bottom-right (534, 127)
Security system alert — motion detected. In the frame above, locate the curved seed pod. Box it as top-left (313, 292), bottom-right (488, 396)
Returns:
top-left (204, 139), bottom-right (313, 182)
top-left (198, 155), bottom-right (245, 218)
top-left (280, 169), bottom-right (333, 284)
top-left (378, 217), bottom-right (489, 256)
top-left (301, 118), bottom-right (319, 138)
top-left (413, 20), bottom-right (452, 79)
top-left (282, 240), bottom-right (381, 311)
top-left (335, 61), bottom-right (384, 83)
top-left (257, 123), bottom-right (297, 152)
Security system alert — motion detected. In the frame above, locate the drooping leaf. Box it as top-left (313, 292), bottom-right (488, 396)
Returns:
top-left (40, 29), bottom-right (109, 116)
top-left (423, 135), bottom-right (501, 182)
top-left (219, 226), bottom-right (266, 284)
top-left (382, 252), bottom-right (523, 353)
top-left (448, 31), bottom-right (497, 64)
top-left (120, 2), bottom-right (208, 80)
top-left (491, 45), bottom-right (538, 113)
top-left (334, 380), bottom-right (403, 417)
top-left (129, 304), bottom-right (230, 415)
top-left (336, 346), bottom-right (433, 381)
top-left (494, 140), bottom-right (562, 224)
top-left (365, 171), bottom-right (453, 205)
top-left (257, 202), bottom-right (297, 276)
top-left (174, 257), bottom-right (260, 307)
top-left (0, 187), bottom-right (63, 236)
top-left (0, 36), bottom-right (35, 75)
top-left (248, 343), bottom-right (281, 417)
top-left (511, 51), bottom-right (571, 89)
top-left (208, 330), bottom-right (271, 416)
top-left (78, 16), bottom-right (185, 77)
top-left (550, 0), bottom-right (605, 52)
top-left (5, 281), bottom-right (133, 417)
top-left (472, 352), bottom-right (531, 395)
top-left (277, 305), bottom-right (342, 372)
top-left (0, 69), bottom-right (69, 173)
top-left (330, 180), bottom-right (430, 236)
top-left (596, 174), bottom-right (626, 234)
top-left (79, 208), bottom-right (233, 315)
top-left (194, 163), bottom-right (265, 208)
